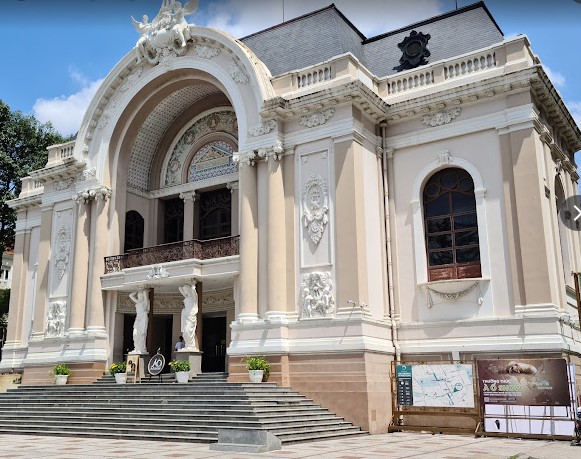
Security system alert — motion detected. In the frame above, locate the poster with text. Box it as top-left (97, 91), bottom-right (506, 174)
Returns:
top-left (477, 358), bottom-right (570, 406)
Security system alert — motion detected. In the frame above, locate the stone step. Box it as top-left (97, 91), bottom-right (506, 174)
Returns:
top-left (0, 372), bottom-right (366, 444)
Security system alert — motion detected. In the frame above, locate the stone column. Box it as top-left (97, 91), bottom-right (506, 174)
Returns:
top-left (5, 229), bottom-right (30, 345)
top-left (179, 191), bottom-right (197, 241)
top-left (265, 148), bottom-right (287, 320)
top-left (86, 187), bottom-right (111, 336)
top-left (30, 205), bottom-right (54, 339)
top-left (69, 191), bottom-right (92, 336)
top-left (227, 181), bottom-right (239, 237)
top-left (237, 156), bottom-right (259, 322)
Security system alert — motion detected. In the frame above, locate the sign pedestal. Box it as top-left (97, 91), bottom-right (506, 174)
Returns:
top-left (177, 349), bottom-right (203, 378)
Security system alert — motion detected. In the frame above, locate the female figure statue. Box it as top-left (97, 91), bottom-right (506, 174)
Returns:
top-left (179, 281), bottom-right (198, 350)
top-left (129, 288), bottom-right (150, 353)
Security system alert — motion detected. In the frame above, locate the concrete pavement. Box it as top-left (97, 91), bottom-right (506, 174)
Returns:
top-left (0, 431), bottom-right (578, 458)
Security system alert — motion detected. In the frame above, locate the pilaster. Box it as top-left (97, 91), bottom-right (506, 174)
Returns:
top-left (30, 205), bottom-right (53, 340)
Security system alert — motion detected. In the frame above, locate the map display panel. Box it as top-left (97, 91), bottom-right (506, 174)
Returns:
top-left (406, 364), bottom-right (475, 408)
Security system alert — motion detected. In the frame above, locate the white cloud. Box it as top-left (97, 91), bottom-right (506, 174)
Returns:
top-left (543, 64), bottom-right (566, 89)
top-left (203, 0), bottom-right (446, 39)
top-left (33, 73), bottom-right (103, 137)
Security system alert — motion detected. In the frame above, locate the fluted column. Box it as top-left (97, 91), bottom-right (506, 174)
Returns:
top-left (179, 191), bottom-right (197, 241)
top-left (265, 148), bottom-right (287, 320)
top-left (30, 205), bottom-right (53, 339)
top-left (237, 155), bottom-right (259, 322)
top-left (86, 187), bottom-right (111, 336)
top-left (69, 191), bottom-right (92, 336)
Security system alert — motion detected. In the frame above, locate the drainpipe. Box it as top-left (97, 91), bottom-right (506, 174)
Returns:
top-left (381, 122), bottom-right (401, 363)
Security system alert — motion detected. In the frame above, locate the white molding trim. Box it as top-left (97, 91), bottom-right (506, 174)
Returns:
top-left (386, 104), bottom-right (537, 150)
top-left (411, 153), bottom-right (489, 284)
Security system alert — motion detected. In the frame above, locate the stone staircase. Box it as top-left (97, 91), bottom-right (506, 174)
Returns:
top-left (0, 372), bottom-right (366, 444)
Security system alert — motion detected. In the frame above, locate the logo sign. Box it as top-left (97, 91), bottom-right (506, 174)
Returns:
top-left (148, 353), bottom-right (165, 376)
top-left (396, 364), bottom-right (413, 406)
top-left (477, 358), bottom-right (570, 406)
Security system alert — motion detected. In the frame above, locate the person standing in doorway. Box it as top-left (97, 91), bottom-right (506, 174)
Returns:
top-left (175, 335), bottom-right (185, 351)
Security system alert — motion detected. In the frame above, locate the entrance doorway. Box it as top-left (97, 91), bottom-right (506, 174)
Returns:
top-left (201, 316), bottom-right (226, 372)
top-left (122, 314), bottom-right (173, 373)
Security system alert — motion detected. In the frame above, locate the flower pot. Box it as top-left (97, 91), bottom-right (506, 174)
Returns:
top-left (114, 373), bottom-right (127, 384)
top-left (54, 375), bottom-right (68, 385)
top-left (248, 369), bottom-right (264, 383)
top-left (175, 371), bottom-right (189, 384)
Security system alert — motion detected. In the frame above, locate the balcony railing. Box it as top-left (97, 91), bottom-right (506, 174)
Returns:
top-left (104, 236), bottom-right (240, 274)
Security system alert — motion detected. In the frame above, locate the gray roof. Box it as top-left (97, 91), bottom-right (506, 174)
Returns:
top-left (240, 2), bottom-right (504, 78)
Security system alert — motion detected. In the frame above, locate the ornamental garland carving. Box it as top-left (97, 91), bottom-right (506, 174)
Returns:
top-left (54, 226), bottom-right (72, 280)
top-left (249, 119), bottom-right (276, 137)
top-left (193, 44), bottom-right (221, 59)
top-left (299, 108), bottom-right (335, 128)
top-left (302, 174), bottom-right (329, 246)
top-left (421, 107), bottom-right (461, 127)
top-left (230, 59), bottom-right (249, 84)
top-left (300, 272), bottom-right (335, 318)
top-left (46, 301), bottom-right (66, 337)
top-left (53, 178), bottom-right (75, 191)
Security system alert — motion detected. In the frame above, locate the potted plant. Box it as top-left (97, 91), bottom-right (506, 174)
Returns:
top-left (242, 356), bottom-right (270, 383)
top-left (169, 360), bottom-right (190, 383)
top-left (109, 362), bottom-right (127, 384)
top-left (50, 363), bottom-right (71, 385)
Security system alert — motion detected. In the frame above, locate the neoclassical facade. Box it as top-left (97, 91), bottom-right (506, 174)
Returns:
top-left (1, 2), bottom-right (580, 434)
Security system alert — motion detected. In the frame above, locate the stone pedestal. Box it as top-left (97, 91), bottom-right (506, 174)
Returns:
top-left (177, 350), bottom-right (203, 378)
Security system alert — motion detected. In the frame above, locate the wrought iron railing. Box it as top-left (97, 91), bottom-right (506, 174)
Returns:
top-left (104, 236), bottom-right (240, 273)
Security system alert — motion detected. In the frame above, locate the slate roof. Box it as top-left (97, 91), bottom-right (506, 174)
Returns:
top-left (240, 2), bottom-right (504, 78)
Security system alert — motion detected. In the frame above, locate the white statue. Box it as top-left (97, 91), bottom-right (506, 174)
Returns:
top-left (129, 288), bottom-right (150, 353)
top-left (131, 0), bottom-right (199, 64)
top-left (179, 281), bottom-right (198, 350)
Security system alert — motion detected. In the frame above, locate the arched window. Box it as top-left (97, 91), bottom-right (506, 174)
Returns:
top-left (199, 188), bottom-right (232, 240)
top-left (423, 168), bottom-right (481, 281)
top-left (555, 178), bottom-right (571, 284)
top-left (124, 211), bottom-right (144, 253)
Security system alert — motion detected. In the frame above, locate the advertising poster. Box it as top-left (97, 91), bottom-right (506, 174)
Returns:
top-left (477, 358), bottom-right (570, 406)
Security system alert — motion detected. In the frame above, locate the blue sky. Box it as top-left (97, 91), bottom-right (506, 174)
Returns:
top-left (1, 0), bottom-right (580, 152)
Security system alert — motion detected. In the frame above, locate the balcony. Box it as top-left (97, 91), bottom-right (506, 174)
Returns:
top-left (104, 236), bottom-right (240, 274)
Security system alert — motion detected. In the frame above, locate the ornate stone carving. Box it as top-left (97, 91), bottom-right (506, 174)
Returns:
top-left (438, 150), bottom-right (450, 165)
top-left (163, 110), bottom-right (238, 187)
top-left (131, 0), bottom-right (199, 65)
top-left (95, 186), bottom-right (112, 201)
top-left (422, 108), bottom-right (461, 127)
top-left (79, 168), bottom-right (96, 181)
top-left (120, 67), bottom-right (143, 92)
top-left (53, 178), bottom-right (75, 191)
top-left (302, 174), bottom-right (329, 246)
top-left (46, 301), bottom-right (66, 337)
top-left (249, 119), bottom-right (276, 137)
top-left (299, 108), bottom-right (335, 128)
top-left (147, 265), bottom-right (170, 280)
top-left (230, 59), bottom-right (249, 84)
top-left (54, 226), bottom-right (71, 280)
top-left (300, 272), bottom-right (335, 318)
top-left (193, 44), bottom-right (220, 59)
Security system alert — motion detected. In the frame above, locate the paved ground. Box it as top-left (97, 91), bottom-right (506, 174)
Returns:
top-left (0, 432), bottom-right (579, 458)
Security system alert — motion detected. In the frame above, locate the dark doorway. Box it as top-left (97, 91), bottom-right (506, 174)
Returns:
top-left (201, 316), bottom-right (226, 372)
top-left (163, 198), bottom-right (184, 244)
top-left (151, 315), bottom-right (173, 372)
top-left (122, 314), bottom-right (135, 360)
top-left (122, 314), bottom-right (173, 373)
top-left (124, 210), bottom-right (144, 252)
top-left (199, 189), bottom-right (231, 240)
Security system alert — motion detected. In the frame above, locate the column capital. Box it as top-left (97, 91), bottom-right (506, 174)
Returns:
top-left (95, 186), bottom-right (112, 201)
top-left (226, 181), bottom-right (239, 193)
top-left (179, 190), bottom-right (198, 202)
top-left (73, 189), bottom-right (94, 205)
